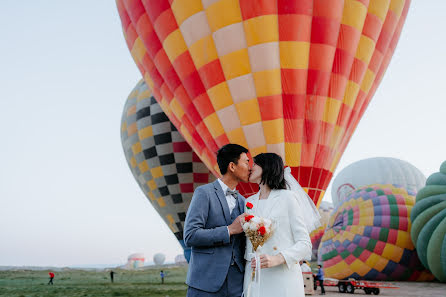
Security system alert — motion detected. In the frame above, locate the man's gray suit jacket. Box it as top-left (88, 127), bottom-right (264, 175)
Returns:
top-left (184, 180), bottom-right (246, 292)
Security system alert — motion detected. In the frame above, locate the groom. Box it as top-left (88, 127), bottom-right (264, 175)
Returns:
top-left (184, 144), bottom-right (250, 297)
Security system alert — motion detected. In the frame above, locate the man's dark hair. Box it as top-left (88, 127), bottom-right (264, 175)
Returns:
top-left (217, 144), bottom-right (248, 175)
top-left (253, 153), bottom-right (287, 190)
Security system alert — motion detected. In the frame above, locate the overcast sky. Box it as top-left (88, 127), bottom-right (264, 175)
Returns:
top-left (0, 1), bottom-right (444, 267)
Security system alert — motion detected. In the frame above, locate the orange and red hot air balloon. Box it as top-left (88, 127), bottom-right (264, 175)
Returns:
top-left (116, 0), bottom-right (411, 205)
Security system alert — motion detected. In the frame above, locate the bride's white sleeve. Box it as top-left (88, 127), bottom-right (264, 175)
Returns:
top-left (279, 192), bottom-right (312, 269)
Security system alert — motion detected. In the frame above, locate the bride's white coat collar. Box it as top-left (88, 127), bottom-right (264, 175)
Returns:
top-left (252, 188), bottom-right (284, 202)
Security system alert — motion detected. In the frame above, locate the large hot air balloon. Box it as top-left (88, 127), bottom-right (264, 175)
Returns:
top-left (318, 184), bottom-right (434, 281)
top-left (121, 80), bottom-right (216, 261)
top-left (411, 161), bottom-right (446, 282)
top-left (331, 157), bottom-right (426, 207)
top-left (116, 0), bottom-right (411, 206)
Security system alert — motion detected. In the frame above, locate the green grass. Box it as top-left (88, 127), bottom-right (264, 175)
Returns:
top-left (0, 266), bottom-right (188, 297)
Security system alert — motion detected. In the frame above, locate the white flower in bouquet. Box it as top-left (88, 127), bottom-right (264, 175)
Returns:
top-left (249, 222), bottom-right (258, 231)
top-left (263, 218), bottom-right (272, 228)
top-left (250, 216), bottom-right (261, 224)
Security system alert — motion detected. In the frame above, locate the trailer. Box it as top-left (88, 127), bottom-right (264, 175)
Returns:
top-left (314, 278), bottom-right (399, 295)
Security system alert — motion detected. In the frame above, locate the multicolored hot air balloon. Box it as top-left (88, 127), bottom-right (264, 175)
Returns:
top-left (331, 157), bottom-right (426, 207)
top-left (318, 184), bottom-right (434, 281)
top-left (121, 80), bottom-right (216, 261)
top-left (310, 226), bottom-right (325, 260)
top-left (411, 161), bottom-right (446, 282)
top-left (310, 201), bottom-right (333, 259)
top-left (116, 0), bottom-right (411, 206)
top-left (126, 253), bottom-right (145, 269)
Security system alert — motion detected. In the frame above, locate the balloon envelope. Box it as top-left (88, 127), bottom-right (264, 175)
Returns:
top-left (310, 201), bottom-right (333, 260)
top-left (319, 184), bottom-right (434, 281)
top-left (153, 253), bottom-right (166, 265)
top-left (116, 0), bottom-right (411, 205)
top-left (121, 80), bottom-right (216, 261)
top-left (126, 253), bottom-right (145, 269)
top-left (411, 161), bottom-right (446, 282)
top-left (331, 157), bottom-right (426, 207)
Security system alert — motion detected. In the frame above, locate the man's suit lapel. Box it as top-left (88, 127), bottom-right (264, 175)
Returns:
top-left (213, 180), bottom-right (231, 224)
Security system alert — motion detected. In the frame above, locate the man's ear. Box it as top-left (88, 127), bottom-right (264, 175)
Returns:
top-left (228, 162), bottom-right (236, 173)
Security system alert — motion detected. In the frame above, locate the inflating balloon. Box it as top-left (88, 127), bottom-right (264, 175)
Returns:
top-left (121, 80), bottom-right (216, 261)
top-left (411, 161), bottom-right (446, 282)
top-left (310, 201), bottom-right (334, 259)
top-left (116, 0), bottom-right (411, 205)
top-left (331, 157), bottom-right (426, 207)
top-left (319, 184), bottom-right (434, 281)
top-left (310, 226), bottom-right (325, 260)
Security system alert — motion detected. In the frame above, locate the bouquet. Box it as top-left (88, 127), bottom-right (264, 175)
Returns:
top-left (242, 204), bottom-right (274, 280)
top-left (242, 214), bottom-right (273, 251)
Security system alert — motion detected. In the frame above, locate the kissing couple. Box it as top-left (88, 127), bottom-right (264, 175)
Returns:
top-left (184, 144), bottom-right (321, 297)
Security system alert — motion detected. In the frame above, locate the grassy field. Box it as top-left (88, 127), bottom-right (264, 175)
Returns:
top-left (0, 266), bottom-right (188, 297)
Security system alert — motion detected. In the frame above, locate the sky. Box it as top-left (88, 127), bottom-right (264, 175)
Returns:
top-left (0, 1), bottom-right (445, 267)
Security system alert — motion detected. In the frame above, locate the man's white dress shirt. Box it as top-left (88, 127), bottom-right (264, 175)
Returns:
top-left (217, 178), bottom-right (237, 214)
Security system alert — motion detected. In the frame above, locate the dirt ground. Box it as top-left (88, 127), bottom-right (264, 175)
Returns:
top-left (311, 281), bottom-right (446, 297)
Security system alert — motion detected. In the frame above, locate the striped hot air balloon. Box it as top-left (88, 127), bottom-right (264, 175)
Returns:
top-left (318, 184), bottom-right (434, 281)
top-left (121, 80), bottom-right (216, 261)
top-left (116, 0), bottom-right (411, 205)
top-left (411, 161), bottom-right (446, 282)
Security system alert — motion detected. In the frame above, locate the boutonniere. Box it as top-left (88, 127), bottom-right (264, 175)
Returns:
top-left (246, 202), bottom-right (253, 209)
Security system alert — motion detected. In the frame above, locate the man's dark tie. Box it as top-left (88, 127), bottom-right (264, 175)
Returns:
top-left (226, 188), bottom-right (239, 199)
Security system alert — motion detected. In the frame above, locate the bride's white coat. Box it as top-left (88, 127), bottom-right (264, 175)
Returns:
top-left (243, 189), bottom-right (312, 297)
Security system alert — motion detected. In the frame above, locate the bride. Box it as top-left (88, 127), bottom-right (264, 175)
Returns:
top-left (243, 153), bottom-right (321, 297)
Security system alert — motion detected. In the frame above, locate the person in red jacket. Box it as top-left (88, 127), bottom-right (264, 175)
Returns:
top-left (48, 272), bottom-right (55, 285)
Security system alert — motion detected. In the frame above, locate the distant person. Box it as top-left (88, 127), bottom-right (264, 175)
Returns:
top-left (48, 272), bottom-right (55, 285)
top-left (110, 270), bottom-right (116, 283)
top-left (160, 270), bottom-right (165, 284)
top-left (315, 264), bottom-right (325, 295)
top-left (300, 261), bottom-right (312, 273)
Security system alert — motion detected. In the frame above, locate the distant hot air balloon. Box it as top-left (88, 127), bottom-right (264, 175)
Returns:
top-left (126, 253), bottom-right (145, 269)
top-left (331, 157), bottom-right (426, 207)
top-left (121, 80), bottom-right (216, 262)
top-left (153, 253), bottom-right (166, 266)
top-left (310, 201), bottom-right (334, 259)
top-left (175, 254), bottom-right (188, 265)
top-left (116, 0), bottom-right (411, 206)
top-left (319, 184), bottom-right (434, 281)
top-left (411, 161), bottom-right (446, 282)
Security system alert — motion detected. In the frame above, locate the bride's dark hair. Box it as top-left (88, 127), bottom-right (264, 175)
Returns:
top-left (253, 153), bottom-right (287, 190)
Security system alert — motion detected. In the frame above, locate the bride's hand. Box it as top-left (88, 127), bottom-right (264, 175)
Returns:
top-left (251, 254), bottom-right (285, 269)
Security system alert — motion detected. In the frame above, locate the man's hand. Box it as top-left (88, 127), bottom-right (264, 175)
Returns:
top-left (228, 213), bottom-right (247, 235)
top-left (251, 253), bottom-right (285, 269)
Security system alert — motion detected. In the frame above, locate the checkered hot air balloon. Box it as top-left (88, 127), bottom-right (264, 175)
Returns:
top-left (318, 184), bottom-right (434, 281)
top-left (116, 0), bottom-right (411, 206)
top-left (121, 80), bottom-right (216, 261)
top-left (411, 161), bottom-right (446, 282)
